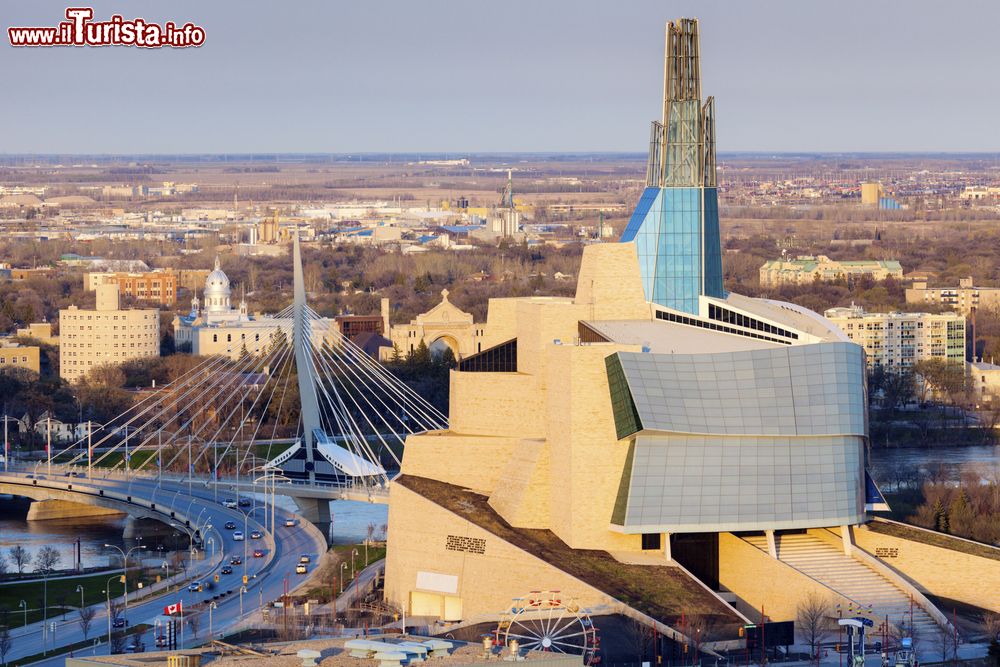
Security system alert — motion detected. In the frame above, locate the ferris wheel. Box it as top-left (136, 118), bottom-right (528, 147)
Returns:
top-left (495, 590), bottom-right (601, 664)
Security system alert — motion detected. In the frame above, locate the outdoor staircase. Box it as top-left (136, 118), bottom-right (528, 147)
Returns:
top-left (742, 532), bottom-right (941, 638)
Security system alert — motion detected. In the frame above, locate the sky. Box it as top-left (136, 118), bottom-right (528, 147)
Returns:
top-left (1, 0), bottom-right (999, 154)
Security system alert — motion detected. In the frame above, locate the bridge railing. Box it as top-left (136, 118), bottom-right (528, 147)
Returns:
top-left (9, 460), bottom-right (390, 498)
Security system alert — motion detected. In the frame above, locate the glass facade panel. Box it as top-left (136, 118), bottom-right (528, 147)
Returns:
top-left (620, 185), bottom-right (723, 314)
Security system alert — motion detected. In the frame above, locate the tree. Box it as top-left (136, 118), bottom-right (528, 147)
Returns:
top-left (932, 498), bottom-right (950, 533)
top-left (110, 632), bottom-right (127, 654)
top-left (78, 605), bottom-right (97, 640)
top-left (0, 627), bottom-right (11, 667)
top-left (8, 546), bottom-right (30, 575)
top-left (796, 593), bottom-right (831, 663)
top-left (35, 545), bottom-right (61, 574)
top-left (187, 613), bottom-right (201, 638)
top-left (0, 552), bottom-right (8, 577)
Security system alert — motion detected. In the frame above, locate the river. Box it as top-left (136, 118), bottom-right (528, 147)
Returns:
top-left (869, 444), bottom-right (1000, 485)
top-left (0, 496), bottom-right (387, 575)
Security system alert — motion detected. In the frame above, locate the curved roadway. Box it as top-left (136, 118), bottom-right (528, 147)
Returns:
top-left (0, 469), bottom-right (325, 664)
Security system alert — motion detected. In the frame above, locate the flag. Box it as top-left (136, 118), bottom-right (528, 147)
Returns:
top-left (164, 601), bottom-right (182, 616)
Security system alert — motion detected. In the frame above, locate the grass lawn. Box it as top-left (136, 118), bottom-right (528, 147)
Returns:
top-left (299, 543), bottom-right (388, 602)
top-left (5, 623), bottom-right (152, 667)
top-left (0, 571), bottom-right (154, 628)
top-left (867, 519), bottom-right (1000, 562)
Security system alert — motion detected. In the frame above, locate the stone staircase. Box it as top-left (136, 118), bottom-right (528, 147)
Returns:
top-left (742, 532), bottom-right (941, 638)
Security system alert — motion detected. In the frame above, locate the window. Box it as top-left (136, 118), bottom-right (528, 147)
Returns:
top-left (641, 533), bottom-right (662, 551)
top-left (459, 339), bottom-right (517, 373)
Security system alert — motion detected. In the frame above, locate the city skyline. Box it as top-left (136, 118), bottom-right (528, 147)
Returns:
top-left (2, 0), bottom-right (999, 154)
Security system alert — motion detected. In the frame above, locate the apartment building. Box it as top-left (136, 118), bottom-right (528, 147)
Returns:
top-left (906, 276), bottom-right (1000, 317)
top-left (59, 284), bottom-right (160, 381)
top-left (824, 304), bottom-right (965, 369)
top-left (84, 269), bottom-right (177, 306)
top-left (759, 255), bottom-right (903, 287)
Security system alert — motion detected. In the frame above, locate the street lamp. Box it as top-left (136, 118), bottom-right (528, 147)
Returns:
top-left (170, 523), bottom-right (197, 556)
top-left (208, 601), bottom-right (218, 640)
top-left (239, 585), bottom-right (247, 617)
top-left (76, 584), bottom-right (85, 609)
top-left (340, 562), bottom-right (348, 595)
top-left (18, 599), bottom-right (26, 628)
top-left (104, 543), bottom-right (146, 626)
top-left (1, 412), bottom-right (18, 473)
top-left (351, 548), bottom-right (359, 579)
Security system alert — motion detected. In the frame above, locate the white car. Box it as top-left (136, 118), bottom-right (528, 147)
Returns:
top-left (233, 531), bottom-right (244, 541)
top-left (284, 518), bottom-right (297, 528)
top-left (222, 499), bottom-right (237, 509)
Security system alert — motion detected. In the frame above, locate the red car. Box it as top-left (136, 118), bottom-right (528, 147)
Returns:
top-left (253, 549), bottom-right (265, 558)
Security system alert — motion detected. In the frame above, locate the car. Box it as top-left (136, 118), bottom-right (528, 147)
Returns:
top-left (188, 582), bottom-right (202, 592)
top-left (253, 549), bottom-right (264, 558)
top-left (233, 531), bottom-right (244, 541)
top-left (221, 565), bottom-right (233, 575)
top-left (284, 518), bottom-right (297, 527)
top-left (64, 471), bottom-right (72, 477)
top-left (238, 497), bottom-right (252, 507)
top-left (112, 617), bottom-right (128, 628)
top-left (222, 499), bottom-right (237, 509)
top-left (229, 556), bottom-right (242, 565)
top-left (299, 554), bottom-right (311, 564)
top-left (295, 563), bottom-right (308, 574)
top-left (124, 642), bottom-right (145, 653)
top-left (224, 521), bottom-right (237, 530)
top-left (250, 530), bottom-right (262, 540)
top-left (154, 636), bottom-right (167, 648)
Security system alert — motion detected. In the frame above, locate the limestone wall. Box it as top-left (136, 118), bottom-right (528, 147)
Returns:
top-left (385, 483), bottom-right (620, 623)
top-left (718, 532), bottom-right (854, 622)
top-left (448, 371), bottom-right (543, 438)
top-left (853, 523), bottom-right (1000, 613)
top-left (547, 343), bottom-right (641, 552)
top-left (575, 243), bottom-right (651, 321)
top-left (400, 432), bottom-right (521, 495)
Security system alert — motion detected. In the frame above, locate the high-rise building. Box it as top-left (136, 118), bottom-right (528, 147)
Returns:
top-left (619, 19), bottom-right (722, 315)
top-left (59, 284), bottom-right (159, 381)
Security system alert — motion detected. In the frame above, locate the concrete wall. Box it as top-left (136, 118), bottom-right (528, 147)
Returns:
top-left (26, 498), bottom-right (125, 521)
top-left (718, 532), bottom-right (854, 622)
top-left (853, 523), bottom-right (1000, 613)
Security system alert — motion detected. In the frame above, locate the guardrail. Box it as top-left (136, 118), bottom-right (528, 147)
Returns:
top-left (14, 461), bottom-right (389, 495)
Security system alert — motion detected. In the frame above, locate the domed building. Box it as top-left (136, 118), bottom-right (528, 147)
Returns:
top-left (173, 256), bottom-right (334, 358)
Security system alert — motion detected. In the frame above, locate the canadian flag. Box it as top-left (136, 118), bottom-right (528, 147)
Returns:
top-left (164, 601), bottom-right (183, 616)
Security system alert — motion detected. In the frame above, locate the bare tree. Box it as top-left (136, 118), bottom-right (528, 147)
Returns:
top-left (35, 546), bottom-right (61, 574)
top-left (108, 599), bottom-right (123, 626)
top-left (187, 613), bottom-right (201, 638)
top-left (0, 552), bottom-right (8, 577)
top-left (110, 632), bottom-right (127, 654)
top-left (983, 612), bottom-right (1000, 643)
top-left (629, 618), bottom-right (655, 662)
top-left (797, 593), bottom-right (832, 663)
top-left (0, 627), bottom-right (11, 667)
top-left (8, 546), bottom-right (30, 575)
top-left (934, 626), bottom-right (951, 663)
top-left (79, 605), bottom-right (97, 640)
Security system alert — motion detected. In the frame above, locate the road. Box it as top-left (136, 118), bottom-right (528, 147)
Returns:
top-left (0, 469), bottom-right (326, 663)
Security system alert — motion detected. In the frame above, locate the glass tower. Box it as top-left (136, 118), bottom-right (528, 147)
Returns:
top-left (620, 19), bottom-right (724, 315)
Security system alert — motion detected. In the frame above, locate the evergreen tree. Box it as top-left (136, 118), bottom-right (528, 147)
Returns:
top-left (932, 498), bottom-right (949, 533)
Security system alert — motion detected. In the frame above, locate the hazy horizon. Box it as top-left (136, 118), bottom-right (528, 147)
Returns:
top-left (3, 0), bottom-right (999, 154)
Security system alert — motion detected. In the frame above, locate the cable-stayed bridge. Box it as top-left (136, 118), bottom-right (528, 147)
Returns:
top-left (37, 232), bottom-right (445, 530)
